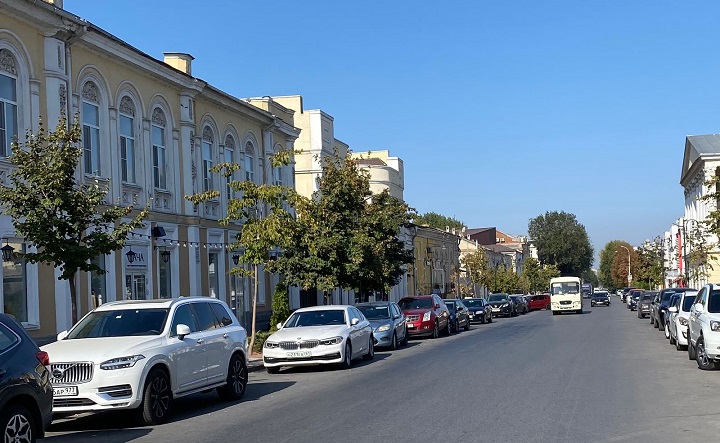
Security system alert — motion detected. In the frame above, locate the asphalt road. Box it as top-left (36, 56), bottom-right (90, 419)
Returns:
top-left (44, 299), bottom-right (720, 443)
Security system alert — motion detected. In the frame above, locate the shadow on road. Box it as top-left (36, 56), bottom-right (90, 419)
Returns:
top-left (46, 380), bottom-right (296, 440)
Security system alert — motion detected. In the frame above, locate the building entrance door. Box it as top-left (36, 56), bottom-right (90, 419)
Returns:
top-left (125, 273), bottom-right (147, 300)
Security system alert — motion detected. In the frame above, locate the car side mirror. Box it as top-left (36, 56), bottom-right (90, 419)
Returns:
top-left (434, 304), bottom-right (441, 309)
top-left (668, 306), bottom-right (678, 313)
top-left (276, 322), bottom-right (283, 330)
top-left (694, 303), bottom-right (704, 313)
top-left (57, 330), bottom-right (68, 341)
top-left (176, 324), bottom-right (191, 339)
top-left (456, 306), bottom-right (462, 312)
top-left (351, 318), bottom-right (360, 326)
top-left (393, 314), bottom-right (400, 319)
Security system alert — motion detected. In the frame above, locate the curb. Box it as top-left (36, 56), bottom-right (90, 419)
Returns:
top-left (248, 359), bottom-right (264, 373)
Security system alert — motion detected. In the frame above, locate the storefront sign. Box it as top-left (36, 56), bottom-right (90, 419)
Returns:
top-left (123, 246), bottom-right (147, 270)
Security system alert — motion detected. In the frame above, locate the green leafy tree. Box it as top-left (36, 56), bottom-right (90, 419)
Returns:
top-left (528, 211), bottom-right (594, 276)
top-left (538, 264), bottom-right (561, 291)
top-left (634, 239), bottom-right (665, 289)
top-left (521, 257), bottom-right (542, 293)
top-left (599, 241), bottom-right (623, 291)
top-left (581, 269), bottom-right (599, 287)
top-left (413, 212), bottom-right (465, 233)
top-left (0, 117), bottom-right (148, 325)
top-left (270, 283), bottom-right (291, 332)
top-left (187, 146), bottom-right (302, 353)
top-left (461, 249), bottom-right (489, 295)
top-left (610, 241), bottom-right (637, 288)
top-left (277, 152), bottom-right (414, 295)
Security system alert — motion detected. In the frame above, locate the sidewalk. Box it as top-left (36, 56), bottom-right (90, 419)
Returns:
top-left (248, 356), bottom-right (264, 372)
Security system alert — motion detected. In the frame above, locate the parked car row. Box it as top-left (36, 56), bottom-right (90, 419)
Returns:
top-left (622, 286), bottom-right (720, 371)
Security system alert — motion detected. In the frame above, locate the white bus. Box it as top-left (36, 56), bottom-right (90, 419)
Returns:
top-left (550, 276), bottom-right (583, 315)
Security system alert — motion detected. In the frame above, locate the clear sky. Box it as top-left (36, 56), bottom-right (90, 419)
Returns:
top-left (67, 0), bottom-right (720, 265)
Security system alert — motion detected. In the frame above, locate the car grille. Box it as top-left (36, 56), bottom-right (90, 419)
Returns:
top-left (98, 384), bottom-right (133, 398)
top-left (279, 340), bottom-right (319, 350)
top-left (406, 315), bottom-right (420, 322)
top-left (50, 362), bottom-right (94, 385)
top-left (53, 398), bottom-right (96, 408)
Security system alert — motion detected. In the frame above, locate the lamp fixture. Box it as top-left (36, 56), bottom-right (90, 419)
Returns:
top-left (160, 250), bottom-right (171, 263)
top-left (1, 239), bottom-right (13, 262)
top-left (232, 254), bottom-right (240, 265)
top-left (125, 247), bottom-right (137, 264)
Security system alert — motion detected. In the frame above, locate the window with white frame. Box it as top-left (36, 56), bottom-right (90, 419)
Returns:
top-left (159, 250), bottom-right (171, 298)
top-left (82, 81), bottom-right (101, 175)
top-left (273, 148), bottom-right (283, 186)
top-left (209, 252), bottom-right (219, 298)
top-left (152, 108), bottom-right (167, 190)
top-left (259, 156), bottom-right (266, 185)
top-left (202, 126), bottom-right (214, 192)
top-left (225, 135), bottom-right (235, 200)
top-left (244, 141), bottom-right (254, 182)
top-left (119, 97), bottom-right (136, 183)
top-left (90, 255), bottom-right (106, 308)
top-left (0, 49), bottom-right (18, 159)
top-left (2, 242), bottom-right (26, 322)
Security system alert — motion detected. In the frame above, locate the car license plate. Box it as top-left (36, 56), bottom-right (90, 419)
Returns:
top-left (492, 308), bottom-right (500, 312)
top-left (53, 386), bottom-right (78, 397)
top-left (286, 351), bottom-right (311, 358)
top-left (407, 323), bottom-right (415, 328)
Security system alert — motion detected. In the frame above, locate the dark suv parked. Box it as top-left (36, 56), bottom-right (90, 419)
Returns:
top-left (651, 287), bottom-right (696, 331)
top-left (0, 313), bottom-right (52, 443)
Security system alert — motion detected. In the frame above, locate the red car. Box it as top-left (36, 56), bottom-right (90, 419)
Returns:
top-left (528, 294), bottom-right (551, 311)
top-left (398, 295), bottom-right (451, 339)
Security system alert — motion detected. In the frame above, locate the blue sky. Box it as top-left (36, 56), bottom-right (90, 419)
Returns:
top-left (68, 0), bottom-right (720, 265)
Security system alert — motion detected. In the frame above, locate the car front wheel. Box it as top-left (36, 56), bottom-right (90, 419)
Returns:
top-left (136, 368), bottom-right (173, 426)
top-left (1, 404), bottom-right (35, 443)
top-left (340, 341), bottom-right (353, 369)
top-left (363, 336), bottom-right (374, 360)
top-left (217, 353), bottom-right (248, 401)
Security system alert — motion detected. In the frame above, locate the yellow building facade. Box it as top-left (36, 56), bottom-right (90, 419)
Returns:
top-left (0, 0), bottom-right (300, 341)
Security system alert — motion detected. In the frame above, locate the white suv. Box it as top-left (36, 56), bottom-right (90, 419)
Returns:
top-left (42, 297), bottom-right (248, 425)
top-left (688, 284), bottom-right (720, 370)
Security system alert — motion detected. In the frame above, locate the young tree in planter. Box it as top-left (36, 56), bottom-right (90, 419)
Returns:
top-left (461, 249), bottom-right (489, 295)
top-left (270, 282), bottom-right (291, 332)
top-left (186, 148), bottom-right (302, 354)
top-left (0, 117), bottom-right (148, 325)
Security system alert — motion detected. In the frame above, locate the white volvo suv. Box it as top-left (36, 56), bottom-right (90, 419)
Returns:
top-left (42, 297), bottom-right (248, 425)
top-left (688, 284), bottom-right (720, 370)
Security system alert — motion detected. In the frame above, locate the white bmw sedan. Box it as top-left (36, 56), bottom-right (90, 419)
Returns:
top-left (263, 305), bottom-right (374, 373)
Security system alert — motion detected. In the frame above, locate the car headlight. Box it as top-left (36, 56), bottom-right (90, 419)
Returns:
top-left (711, 321), bottom-right (720, 332)
top-left (422, 311), bottom-right (431, 322)
top-left (376, 324), bottom-right (391, 332)
top-left (678, 317), bottom-right (688, 326)
top-left (501, 303), bottom-right (508, 308)
top-left (319, 336), bottom-right (343, 345)
top-left (100, 355), bottom-right (145, 370)
top-left (265, 341), bottom-right (279, 348)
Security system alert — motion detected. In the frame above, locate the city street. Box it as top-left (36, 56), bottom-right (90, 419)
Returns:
top-left (44, 300), bottom-right (720, 443)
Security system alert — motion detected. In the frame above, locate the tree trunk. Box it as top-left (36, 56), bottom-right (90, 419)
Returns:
top-left (248, 264), bottom-right (259, 355)
top-left (68, 273), bottom-right (78, 325)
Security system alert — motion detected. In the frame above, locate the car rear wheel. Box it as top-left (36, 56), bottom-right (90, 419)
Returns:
top-left (464, 319), bottom-right (470, 331)
top-left (363, 336), bottom-right (374, 361)
top-left (432, 321), bottom-right (439, 339)
top-left (445, 320), bottom-right (452, 336)
top-left (696, 337), bottom-right (717, 370)
top-left (689, 339), bottom-right (697, 360)
top-left (658, 316), bottom-right (665, 331)
top-left (217, 353), bottom-right (247, 401)
top-left (664, 323), bottom-right (671, 340)
top-left (401, 328), bottom-right (408, 346)
top-left (487, 313), bottom-right (493, 323)
top-left (454, 320), bottom-right (459, 333)
top-left (136, 368), bottom-right (173, 426)
top-left (1, 404), bottom-right (35, 443)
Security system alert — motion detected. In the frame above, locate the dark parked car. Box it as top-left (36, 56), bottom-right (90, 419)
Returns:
top-left (0, 313), bottom-right (52, 443)
top-left (357, 302), bottom-right (408, 350)
top-left (444, 299), bottom-right (470, 333)
top-left (636, 292), bottom-right (654, 318)
top-left (488, 294), bottom-right (516, 317)
top-left (399, 295), bottom-right (451, 338)
top-left (462, 298), bottom-right (493, 324)
top-left (651, 288), bottom-right (696, 331)
top-left (627, 289), bottom-right (643, 311)
top-left (510, 295), bottom-right (529, 315)
top-left (590, 292), bottom-right (611, 307)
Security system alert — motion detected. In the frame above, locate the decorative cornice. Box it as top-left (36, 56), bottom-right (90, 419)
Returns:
top-left (0, 49), bottom-right (17, 76)
top-left (224, 135), bottom-right (235, 150)
top-left (152, 108), bottom-right (166, 127)
top-left (82, 81), bottom-right (98, 103)
top-left (202, 126), bottom-right (213, 143)
top-left (119, 96), bottom-right (135, 116)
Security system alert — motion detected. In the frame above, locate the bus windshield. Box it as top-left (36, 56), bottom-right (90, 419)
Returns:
top-left (551, 282), bottom-right (580, 295)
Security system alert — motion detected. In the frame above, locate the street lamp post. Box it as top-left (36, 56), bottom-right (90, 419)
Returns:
top-left (618, 245), bottom-right (631, 285)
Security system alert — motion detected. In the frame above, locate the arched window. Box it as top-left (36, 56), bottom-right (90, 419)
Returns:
top-left (82, 81), bottom-right (101, 175)
top-left (119, 96), bottom-right (136, 183)
top-left (224, 134), bottom-right (235, 200)
top-left (244, 141), bottom-right (254, 182)
top-left (202, 126), bottom-right (214, 192)
top-left (0, 49), bottom-right (18, 158)
top-left (151, 108), bottom-right (167, 189)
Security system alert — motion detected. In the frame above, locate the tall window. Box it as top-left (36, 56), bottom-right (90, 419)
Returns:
top-left (0, 49), bottom-right (18, 159)
top-left (90, 255), bottom-right (106, 307)
top-left (152, 108), bottom-right (167, 189)
top-left (209, 253), bottom-right (219, 298)
top-left (159, 252), bottom-right (171, 298)
top-left (202, 126), bottom-right (214, 192)
top-left (82, 81), bottom-right (101, 175)
top-left (244, 142), bottom-right (254, 182)
top-left (2, 242), bottom-right (26, 322)
top-left (119, 97), bottom-right (136, 183)
top-left (259, 156), bottom-right (266, 185)
top-left (225, 135), bottom-right (235, 200)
